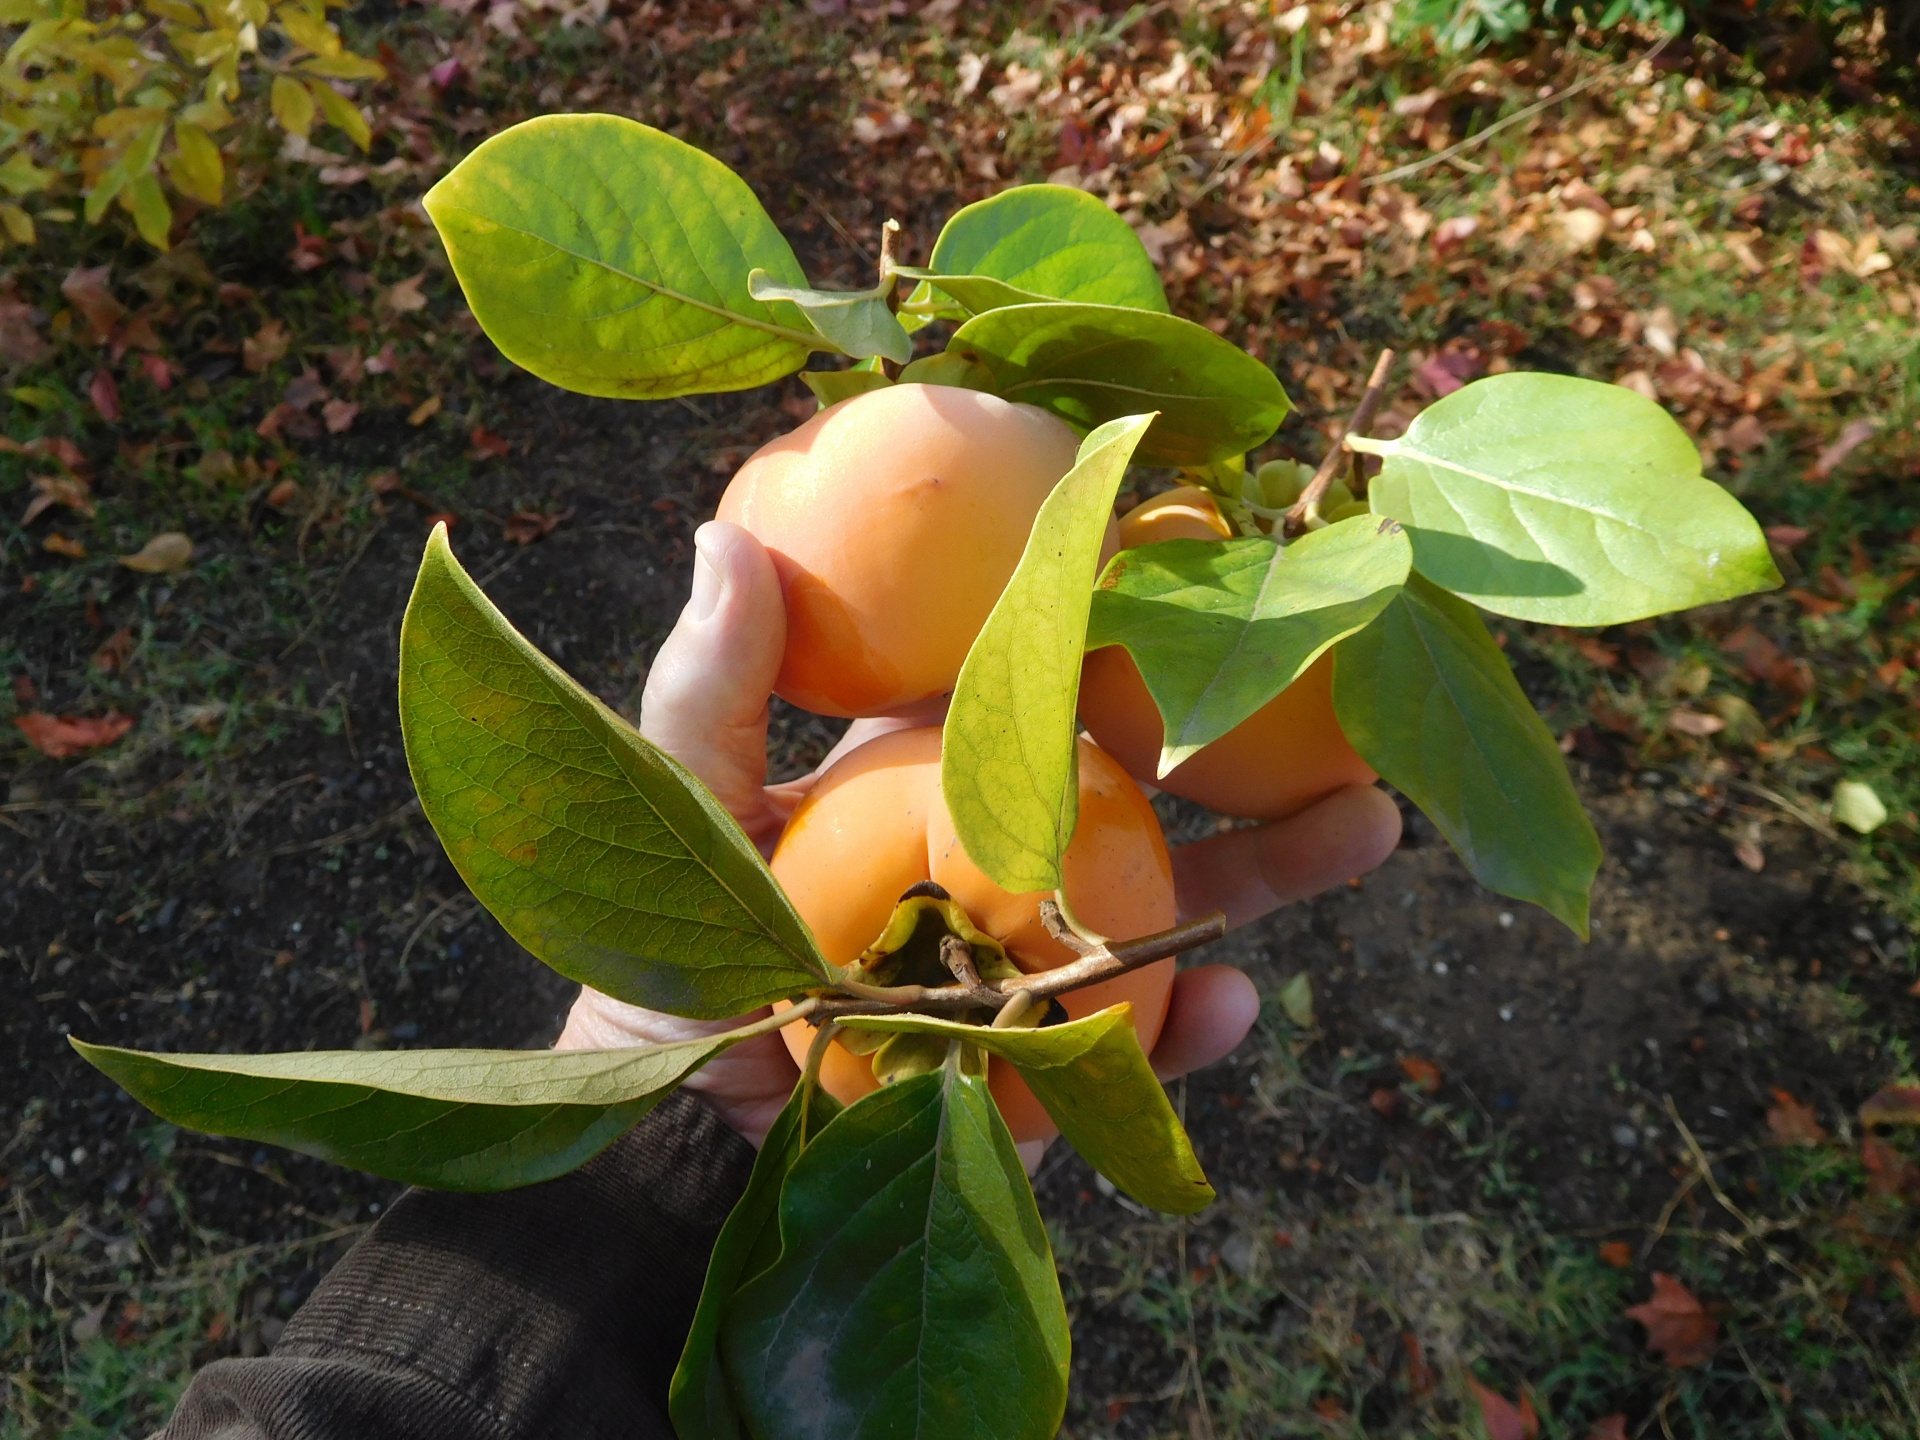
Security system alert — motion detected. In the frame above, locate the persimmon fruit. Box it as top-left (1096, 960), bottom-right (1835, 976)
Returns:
top-left (1079, 486), bottom-right (1377, 820)
top-left (770, 725), bottom-right (1176, 1143)
top-left (716, 383), bottom-right (1084, 719)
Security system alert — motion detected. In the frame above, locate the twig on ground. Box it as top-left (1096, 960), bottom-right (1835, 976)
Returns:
top-left (1364, 34), bottom-right (1672, 189)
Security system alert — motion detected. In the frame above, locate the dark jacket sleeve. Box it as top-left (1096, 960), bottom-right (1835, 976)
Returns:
top-left (159, 1092), bottom-right (756, 1440)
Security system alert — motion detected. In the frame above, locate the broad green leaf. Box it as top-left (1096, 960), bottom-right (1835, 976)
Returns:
top-left (949, 303), bottom-right (1289, 466)
top-left (1333, 575), bottom-right (1600, 935)
top-left (1086, 517), bottom-right (1412, 773)
top-left (722, 1068), bottom-right (1069, 1440)
top-left (747, 269), bottom-right (910, 363)
top-left (943, 414), bottom-right (1155, 893)
top-left (270, 73), bottom-right (314, 138)
top-left (307, 77), bottom-right (370, 151)
top-left (423, 115), bottom-right (823, 400)
top-left (897, 182), bottom-right (1167, 331)
top-left (126, 172), bottom-right (170, 250)
top-left (400, 525), bottom-right (828, 1016)
top-left (167, 119), bottom-right (223, 205)
top-left (842, 1005), bottom-right (1213, 1214)
top-left (671, 1084), bottom-right (841, 1440)
top-left (896, 348), bottom-right (995, 390)
top-left (72, 1034), bottom-right (742, 1191)
top-left (1357, 374), bottom-right (1782, 625)
top-left (799, 365), bottom-right (893, 408)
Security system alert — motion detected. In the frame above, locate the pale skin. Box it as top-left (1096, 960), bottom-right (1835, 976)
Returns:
top-left (556, 520), bottom-right (1403, 1163)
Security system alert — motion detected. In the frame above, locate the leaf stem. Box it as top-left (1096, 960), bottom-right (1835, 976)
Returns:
top-left (1283, 348), bottom-right (1396, 540)
top-left (809, 911), bottom-right (1227, 1021)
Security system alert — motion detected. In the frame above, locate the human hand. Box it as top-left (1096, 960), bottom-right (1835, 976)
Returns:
top-left (556, 520), bottom-right (1402, 1149)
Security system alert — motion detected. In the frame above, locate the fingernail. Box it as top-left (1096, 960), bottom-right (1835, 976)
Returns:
top-left (689, 529), bottom-right (724, 621)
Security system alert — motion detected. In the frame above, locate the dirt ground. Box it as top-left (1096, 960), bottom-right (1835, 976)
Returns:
top-left (6, 370), bottom-right (1914, 1433)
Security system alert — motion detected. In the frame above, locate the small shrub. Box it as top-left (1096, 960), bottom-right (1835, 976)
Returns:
top-left (0, 0), bottom-right (383, 253)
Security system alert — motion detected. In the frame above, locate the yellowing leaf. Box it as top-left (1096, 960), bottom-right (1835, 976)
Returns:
top-left (168, 119), bottom-right (224, 204)
top-left (297, 52), bottom-right (385, 81)
top-left (275, 5), bottom-right (340, 55)
top-left (306, 77), bottom-right (370, 151)
top-left (1833, 779), bottom-right (1888, 834)
top-left (118, 531), bottom-right (194, 573)
top-left (126, 171), bottom-right (170, 249)
top-left (271, 73), bottom-right (315, 138)
top-left (0, 203), bottom-right (33, 245)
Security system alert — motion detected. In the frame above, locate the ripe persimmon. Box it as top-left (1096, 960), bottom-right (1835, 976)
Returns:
top-left (771, 725), bottom-right (1175, 1142)
top-left (1079, 487), bottom-right (1377, 820)
top-left (716, 383), bottom-right (1084, 718)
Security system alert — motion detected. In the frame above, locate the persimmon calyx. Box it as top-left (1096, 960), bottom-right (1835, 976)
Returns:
top-left (809, 885), bottom-right (1228, 1024)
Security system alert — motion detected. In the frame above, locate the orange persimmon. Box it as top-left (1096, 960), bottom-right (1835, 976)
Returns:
top-left (770, 725), bottom-right (1175, 1143)
top-left (1079, 486), bottom-right (1377, 820)
top-left (716, 383), bottom-right (1083, 718)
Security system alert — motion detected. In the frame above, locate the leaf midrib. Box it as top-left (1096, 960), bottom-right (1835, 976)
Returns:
top-left (442, 200), bottom-right (823, 351)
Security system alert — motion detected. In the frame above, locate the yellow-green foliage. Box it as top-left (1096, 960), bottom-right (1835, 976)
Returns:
top-left (0, 0), bottom-right (382, 252)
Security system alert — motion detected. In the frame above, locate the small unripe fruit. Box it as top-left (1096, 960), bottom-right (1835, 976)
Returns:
top-left (1079, 488), bottom-right (1376, 820)
top-left (716, 384), bottom-right (1083, 718)
top-left (771, 726), bottom-right (1175, 1142)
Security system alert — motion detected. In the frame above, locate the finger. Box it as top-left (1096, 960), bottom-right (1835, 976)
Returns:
top-left (640, 521), bottom-right (788, 842)
top-left (1150, 964), bottom-right (1260, 1082)
top-left (1171, 785), bottom-right (1402, 930)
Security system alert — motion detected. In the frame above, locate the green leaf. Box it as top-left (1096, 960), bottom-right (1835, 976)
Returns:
top-left (798, 365), bottom-right (893, 408)
top-left (400, 525), bottom-right (828, 1017)
top-left (306, 77), bottom-right (371, 152)
top-left (167, 119), bottom-right (223, 205)
top-left (747, 269), bottom-right (911, 363)
top-left (270, 73), bottom-right (315, 138)
top-left (1086, 517), bottom-right (1412, 774)
top-left (1357, 374), bottom-right (1783, 625)
top-left (1333, 575), bottom-right (1601, 935)
top-left (897, 183), bottom-right (1168, 331)
top-left (949, 303), bottom-right (1289, 466)
top-left (671, 1083), bottom-right (841, 1440)
top-left (72, 1034), bottom-right (743, 1191)
top-left (722, 1067), bottom-right (1069, 1440)
top-left (841, 1006), bottom-right (1213, 1214)
top-left (943, 414), bottom-right (1155, 893)
top-left (896, 348), bottom-right (996, 390)
top-left (126, 172), bottom-right (170, 250)
top-left (422, 115), bottom-right (824, 400)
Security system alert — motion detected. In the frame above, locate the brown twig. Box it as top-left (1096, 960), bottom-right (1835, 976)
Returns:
top-left (1282, 349), bottom-right (1396, 539)
top-left (811, 911), bottom-right (1227, 1021)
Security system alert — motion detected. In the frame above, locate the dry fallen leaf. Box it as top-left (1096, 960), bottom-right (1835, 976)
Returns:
top-left (1625, 1272), bottom-right (1717, 1367)
top-left (1860, 1085), bottom-right (1920, 1128)
top-left (61, 264), bottom-right (126, 342)
top-left (92, 627), bottom-right (133, 672)
top-left (468, 426), bottom-right (513, 460)
top-left (0, 299), bottom-right (51, 367)
top-left (1468, 1378), bottom-right (1539, 1440)
top-left (15, 710), bottom-right (136, 758)
top-left (323, 398), bottom-right (361, 434)
top-left (1812, 418), bottom-right (1877, 480)
top-left (1599, 1240), bottom-right (1633, 1269)
top-left (384, 272), bottom-right (429, 313)
top-left (408, 394), bottom-right (443, 426)
top-left (89, 369), bottom-right (122, 423)
top-left (244, 319), bottom-right (291, 374)
top-left (1667, 708), bottom-right (1726, 738)
top-left (1766, 1088), bottom-right (1828, 1146)
top-left (502, 509), bottom-right (567, 545)
top-left (1586, 1418), bottom-right (1629, 1440)
top-left (118, 532), bottom-right (194, 574)
top-left (1733, 838), bottom-right (1766, 873)
top-left (1398, 1056), bottom-right (1442, 1092)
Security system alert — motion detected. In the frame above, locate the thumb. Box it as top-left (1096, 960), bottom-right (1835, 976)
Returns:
top-left (641, 520), bottom-right (787, 838)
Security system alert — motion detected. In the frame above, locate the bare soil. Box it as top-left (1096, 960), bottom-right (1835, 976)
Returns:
top-left (5, 377), bottom-right (1912, 1426)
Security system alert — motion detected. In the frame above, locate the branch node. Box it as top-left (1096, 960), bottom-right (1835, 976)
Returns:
top-left (1283, 348), bottom-right (1396, 540)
